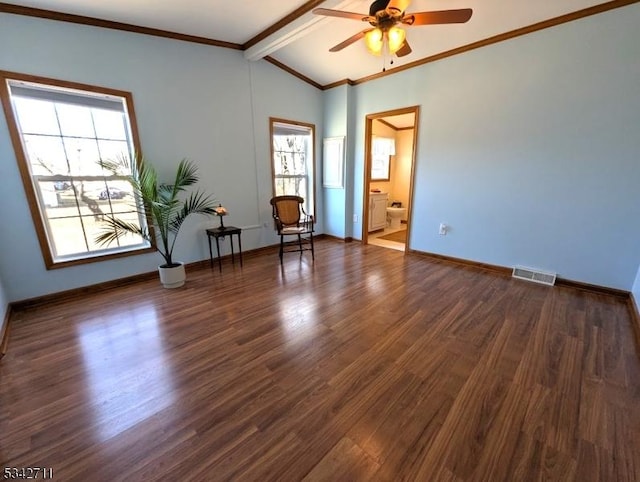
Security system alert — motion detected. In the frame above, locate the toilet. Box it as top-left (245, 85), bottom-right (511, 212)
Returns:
top-left (386, 206), bottom-right (406, 229)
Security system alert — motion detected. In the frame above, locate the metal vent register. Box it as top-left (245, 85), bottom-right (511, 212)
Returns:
top-left (512, 266), bottom-right (556, 286)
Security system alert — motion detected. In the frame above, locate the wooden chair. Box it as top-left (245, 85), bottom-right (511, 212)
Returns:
top-left (270, 195), bottom-right (314, 264)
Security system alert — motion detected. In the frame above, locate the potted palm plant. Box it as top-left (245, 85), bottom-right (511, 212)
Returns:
top-left (96, 155), bottom-right (218, 288)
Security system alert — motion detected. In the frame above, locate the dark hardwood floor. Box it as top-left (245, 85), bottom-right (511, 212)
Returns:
top-left (1, 240), bottom-right (639, 481)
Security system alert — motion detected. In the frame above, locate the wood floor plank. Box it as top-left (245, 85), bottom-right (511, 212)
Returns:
top-left (468, 382), bottom-right (532, 481)
top-left (506, 432), bottom-right (577, 481)
top-left (1, 240), bottom-right (639, 481)
top-left (576, 440), bottom-right (616, 482)
top-left (547, 334), bottom-right (583, 453)
top-left (374, 389), bottom-right (453, 481)
top-left (413, 363), bottom-right (510, 479)
top-left (302, 437), bottom-right (380, 482)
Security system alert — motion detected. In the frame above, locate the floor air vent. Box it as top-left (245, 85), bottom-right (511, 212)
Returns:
top-left (512, 265), bottom-right (556, 286)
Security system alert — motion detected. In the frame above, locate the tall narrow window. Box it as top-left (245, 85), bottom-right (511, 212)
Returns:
top-left (0, 72), bottom-right (151, 268)
top-left (270, 118), bottom-right (315, 216)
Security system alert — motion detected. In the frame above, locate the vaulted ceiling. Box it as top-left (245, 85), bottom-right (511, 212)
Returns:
top-left (1, 0), bottom-right (635, 88)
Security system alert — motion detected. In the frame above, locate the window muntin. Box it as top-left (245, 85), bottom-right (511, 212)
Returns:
top-left (1, 73), bottom-right (150, 268)
top-left (270, 119), bottom-right (315, 217)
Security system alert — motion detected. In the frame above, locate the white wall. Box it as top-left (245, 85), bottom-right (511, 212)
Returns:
top-left (342, 4), bottom-right (640, 290)
top-left (0, 14), bottom-right (323, 301)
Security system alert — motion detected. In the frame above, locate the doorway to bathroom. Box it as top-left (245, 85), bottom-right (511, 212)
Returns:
top-left (362, 106), bottom-right (419, 252)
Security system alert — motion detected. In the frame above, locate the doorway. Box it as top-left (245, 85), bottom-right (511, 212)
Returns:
top-left (362, 106), bottom-right (419, 252)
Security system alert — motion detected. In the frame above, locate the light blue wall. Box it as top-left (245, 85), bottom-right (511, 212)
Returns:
top-left (340, 4), bottom-right (640, 289)
top-left (345, 85), bottom-right (358, 240)
top-left (0, 14), bottom-right (323, 301)
top-left (322, 86), bottom-right (348, 238)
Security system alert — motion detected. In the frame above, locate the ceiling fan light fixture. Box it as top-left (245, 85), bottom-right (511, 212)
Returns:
top-left (387, 26), bottom-right (406, 54)
top-left (364, 28), bottom-right (384, 56)
top-left (364, 26), bottom-right (406, 56)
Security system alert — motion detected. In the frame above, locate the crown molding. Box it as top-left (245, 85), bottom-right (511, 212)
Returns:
top-left (0, 2), bottom-right (242, 49)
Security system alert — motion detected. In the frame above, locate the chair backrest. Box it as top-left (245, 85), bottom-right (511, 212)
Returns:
top-left (270, 195), bottom-right (303, 226)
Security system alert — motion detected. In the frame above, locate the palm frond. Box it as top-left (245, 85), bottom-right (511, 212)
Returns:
top-left (169, 191), bottom-right (218, 233)
top-left (99, 158), bottom-right (125, 176)
top-left (136, 158), bottom-right (159, 203)
top-left (172, 159), bottom-right (199, 190)
top-left (95, 216), bottom-right (149, 246)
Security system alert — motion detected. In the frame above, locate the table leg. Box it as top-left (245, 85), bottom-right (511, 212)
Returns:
top-left (208, 234), bottom-right (213, 269)
top-left (238, 232), bottom-right (243, 267)
top-left (215, 236), bottom-right (222, 272)
top-left (230, 234), bottom-right (235, 265)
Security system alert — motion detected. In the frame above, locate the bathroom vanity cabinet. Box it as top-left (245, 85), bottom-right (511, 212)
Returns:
top-left (369, 192), bottom-right (388, 232)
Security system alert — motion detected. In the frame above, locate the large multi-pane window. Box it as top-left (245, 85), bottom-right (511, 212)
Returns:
top-left (0, 72), bottom-right (150, 268)
top-left (270, 118), bottom-right (315, 216)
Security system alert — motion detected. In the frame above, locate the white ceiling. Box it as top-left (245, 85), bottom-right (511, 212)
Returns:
top-left (380, 113), bottom-right (415, 129)
top-left (3, 0), bottom-right (619, 87)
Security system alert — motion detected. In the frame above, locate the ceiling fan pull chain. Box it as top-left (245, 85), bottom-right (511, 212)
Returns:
top-left (382, 36), bottom-right (388, 71)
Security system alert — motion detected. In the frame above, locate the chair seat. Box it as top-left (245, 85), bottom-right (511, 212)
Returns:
top-left (281, 226), bottom-right (309, 234)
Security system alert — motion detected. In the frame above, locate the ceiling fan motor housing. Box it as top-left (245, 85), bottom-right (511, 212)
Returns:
top-left (369, 0), bottom-right (403, 29)
top-left (369, 0), bottom-right (391, 16)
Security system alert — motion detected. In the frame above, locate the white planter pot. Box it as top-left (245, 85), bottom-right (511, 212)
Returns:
top-left (158, 263), bottom-right (186, 289)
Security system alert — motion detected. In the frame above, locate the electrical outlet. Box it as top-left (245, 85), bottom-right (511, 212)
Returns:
top-left (353, 214), bottom-right (358, 223)
top-left (439, 223), bottom-right (447, 235)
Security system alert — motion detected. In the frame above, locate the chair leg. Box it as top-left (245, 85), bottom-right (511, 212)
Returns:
top-left (310, 232), bottom-right (314, 260)
top-left (297, 234), bottom-right (303, 257)
top-left (279, 234), bottom-right (284, 264)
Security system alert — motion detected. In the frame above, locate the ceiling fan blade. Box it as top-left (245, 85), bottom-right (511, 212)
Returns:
top-left (386, 0), bottom-right (411, 14)
top-left (312, 8), bottom-right (372, 22)
top-left (403, 8), bottom-right (473, 26)
top-left (395, 40), bottom-right (412, 57)
top-left (329, 29), bottom-right (372, 52)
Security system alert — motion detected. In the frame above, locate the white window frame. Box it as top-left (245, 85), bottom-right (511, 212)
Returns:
top-left (0, 71), bottom-right (153, 269)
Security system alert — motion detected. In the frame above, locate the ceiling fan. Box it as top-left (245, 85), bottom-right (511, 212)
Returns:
top-left (313, 0), bottom-right (472, 58)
